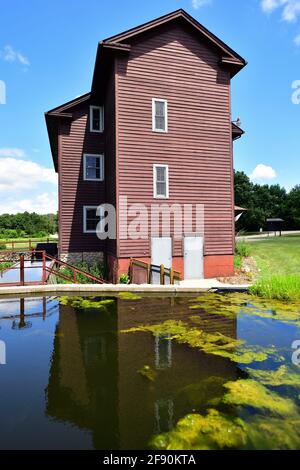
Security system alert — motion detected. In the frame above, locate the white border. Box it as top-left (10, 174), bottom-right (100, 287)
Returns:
top-left (152, 98), bottom-right (168, 133)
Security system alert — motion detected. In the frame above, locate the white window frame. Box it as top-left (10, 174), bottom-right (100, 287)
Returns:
top-left (83, 154), bottom-right (104, 181)
top-left (153, 164), bottom-right (169, 199)
top-left (152, 99), bottom-right (168, 133)
top-left (83, 206), bottom-right (105, 234)
top-left (90, 105), bottom-right (104, 133)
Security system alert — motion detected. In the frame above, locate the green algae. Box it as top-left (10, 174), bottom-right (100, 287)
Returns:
top-left (59, 296), bottom-right (115, 310)
top-left (138, 365), bottom-right (157, 382)
top-left (222, 379), bottom-right (298, 416)
top-left (176, 376), bottom-right (227, 409)
top-left (151, 411), bottom-right (300, 450)
top-left (247, 365), bottom-right (300, 388)
top-left (188, 292), bottom-right (300, 328)
top-left (121, 320), bottom-right (279, 365)
top-left (246, 417), bottom-right (300, 450)
top-left (118, 292), bottom-right (142, 300)
top-left (150, 409), bottom-right (247, 450)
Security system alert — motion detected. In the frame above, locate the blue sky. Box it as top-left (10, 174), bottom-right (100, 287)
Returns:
top-left (0, 0), bottom-right (300, 214)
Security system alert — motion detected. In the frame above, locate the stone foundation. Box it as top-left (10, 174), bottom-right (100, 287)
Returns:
top-left (60, 252), bottom-right (104, 265)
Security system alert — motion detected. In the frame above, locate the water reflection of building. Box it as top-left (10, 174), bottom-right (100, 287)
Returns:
top-left (46, 295), bottom-right (239, 450)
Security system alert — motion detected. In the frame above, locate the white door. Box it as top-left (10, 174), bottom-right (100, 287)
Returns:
top-left (151, 237), bottom-right (172, 268)
top-left (184, 237), bottom-right (204, 280)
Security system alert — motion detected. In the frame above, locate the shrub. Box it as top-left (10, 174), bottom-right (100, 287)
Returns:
top-left (235, 241), bottom-right (252, 258)
top-left (119, 274), bottom-right (130, 284)
top-left (0, 262), bottom-right (12, 271)
top-left (58, 261), bottom-right (107, 284)
top-left (0, 244), bottom-right (6, 251)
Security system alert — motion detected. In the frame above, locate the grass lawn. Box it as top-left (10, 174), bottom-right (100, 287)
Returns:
top-left (249, 236), bottom-right (300, 277)
top-left (0, 236), bottom-right (58, 250)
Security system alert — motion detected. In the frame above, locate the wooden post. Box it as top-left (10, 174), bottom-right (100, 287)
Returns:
top-left (129, 258), bottom-right (133, 283)
top-left (160, 265), bottom-right (165, 285)
top-left (74, 271), bottom-right (77, 284)
top-left (20, 254), bottom-right (25, 286)
top-left (170, 268), bottom-right (174, 285)
top-left (29, 239), bottom-right (32, 250)
top-left (20, 298), bottom-right (25, 328)
top-left (42, 251), bottom-right (46, 285)
top-left (147, 263), bottom-right (151, 284)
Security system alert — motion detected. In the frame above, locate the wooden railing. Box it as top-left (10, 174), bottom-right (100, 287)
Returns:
top-left (0, 238), bottom-right (58, 251)
top-left (0, 250), bottom-right (107, 286)
top-left (44, 253), bottom-right (107, 285)
top-left (129, 258), bottom-right (181, 285)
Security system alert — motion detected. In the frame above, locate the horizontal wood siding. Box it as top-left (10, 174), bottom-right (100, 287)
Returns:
top-left (105, 67), bottom-right (117, 256)
top-left (116, 22), bottom-right (234, 259)
top-left (59, 102), bottom-right (106, 254)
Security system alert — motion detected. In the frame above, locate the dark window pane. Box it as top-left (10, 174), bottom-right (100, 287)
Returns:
top-left (155, 116), bottom-right (165, 131)
top-left (86, 219), bottom-right (98, 231)
top-left (157, 182), bottom-right (166, 197)
top-left (156, 167), bottom-right (166, 182)
top-left (92, 107), bottom-right (101, 131)
top-left (86, 168), bottom-right (97, 179)
top-left (85, 156), bottom-right (102, 180)
top-left (86, 208), bottom-right (100, 231)
top-left (86, 156), bottom-right (97, 168)
top-left (155, 101), bottom-right (165, 117)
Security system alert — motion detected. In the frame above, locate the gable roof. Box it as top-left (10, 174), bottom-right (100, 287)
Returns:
top-left (96, 9), bottom-right (246, 79)
top-left (104, 9), bottom-right (245, 63)
top-left (45, 93), bottom-right (91, 171)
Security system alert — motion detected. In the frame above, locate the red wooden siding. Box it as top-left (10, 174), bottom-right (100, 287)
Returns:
top-left (116, 22), bottom-right (234, 259)
top-left (104, 66), bottom-right (117, 257)
top-left (59, 101), bottom-right (106, 254)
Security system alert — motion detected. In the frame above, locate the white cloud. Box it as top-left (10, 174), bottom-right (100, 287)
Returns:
top-left (261, 0), bottom-right (300, 22)
top-left (0, 158), bottom-right (57, 192)
top-left (294, 33), bottom-right (300, 44)
top-left (0, 148), bottom-right (26, 158)
top-left (0, 45), bottom-right (30, 66)
top-left (250, 164), bottom-right (277, 181)
top-left (0, 192), bottom-right (58, 215)
top-left (192, 0), bottom-right (212, 9)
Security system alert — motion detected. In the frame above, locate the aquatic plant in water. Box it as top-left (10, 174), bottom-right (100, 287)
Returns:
top-left (222, 379), bottom-right (298, 416)
top-left (247, 365), bottom-right (300, 388)
top-left (59, 296), bottom-right (115, 310)
top-left (122, 320), bottom-right (280, 365)
top-left (245, 417), bottom-right (300, 450)
top-left (151, 409), bottom-right (300, 450)
top-left (138, 365), bottom-right (157, 382)
top-left (176, 376), bottom-right (227, 410)
top-left (118, 292), bottom-right (142, 300)
top-left (151, 409), bottom-right (247, 450)
top-left (189, 292), bottom-right (300, 328)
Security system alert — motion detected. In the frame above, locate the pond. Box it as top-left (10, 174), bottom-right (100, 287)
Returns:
top-left (0, 292), bottom-right (299, 450)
